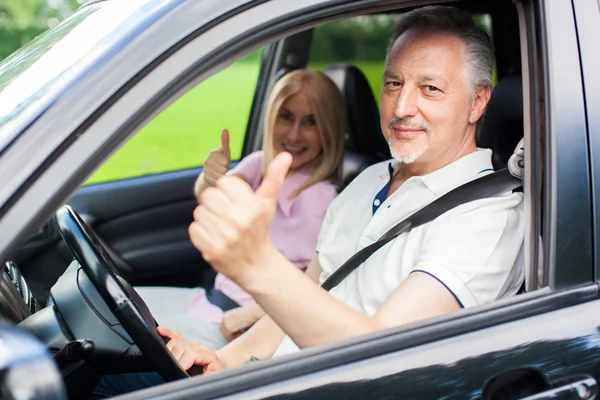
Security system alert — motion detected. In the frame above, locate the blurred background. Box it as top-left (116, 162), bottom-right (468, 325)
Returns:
top-left (0, 2), bottom-right (489, 187)
top-left (0, 0), bottom-right (81, 60)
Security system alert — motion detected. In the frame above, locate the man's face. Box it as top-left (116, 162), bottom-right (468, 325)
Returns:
top-left (380, 29), bottom-right (489, 168)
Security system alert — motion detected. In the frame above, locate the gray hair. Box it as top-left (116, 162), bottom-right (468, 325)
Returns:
top-left (387, 5), bottom-right (494, 100)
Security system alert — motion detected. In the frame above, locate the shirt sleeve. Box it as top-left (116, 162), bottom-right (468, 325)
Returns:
top-left (229, 151), bottom-right (263, 190)
top-left (411, 194), bottom-right (525, 308)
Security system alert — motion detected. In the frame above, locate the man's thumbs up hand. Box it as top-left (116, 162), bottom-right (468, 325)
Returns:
top-left (189, 152), bottom-right (291, 285)
top-left (255, 152), bottom-right (292, 203)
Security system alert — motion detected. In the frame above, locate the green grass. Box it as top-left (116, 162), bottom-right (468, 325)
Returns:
top-left (87, 61), bottom-right (385, 184)
top-left (87, 62), bottom-right (261, 184)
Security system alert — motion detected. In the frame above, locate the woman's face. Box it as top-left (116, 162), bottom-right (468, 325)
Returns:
top-left (272, 92), bottom-right (323, 172)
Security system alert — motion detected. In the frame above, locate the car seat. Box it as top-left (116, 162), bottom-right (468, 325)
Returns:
top-left (323, 63), bottom-right (390, 186)
top-left (478, 73), bottom-right (524, 169)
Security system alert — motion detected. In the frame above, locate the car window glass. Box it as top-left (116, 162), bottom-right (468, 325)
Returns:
top-left (87, 49), bottom-right (263, 184)
top-left (307, 15), bottom-right (396, 104)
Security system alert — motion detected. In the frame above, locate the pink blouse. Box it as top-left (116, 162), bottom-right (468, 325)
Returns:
top-left (188, 151), bottom-right (338, 323)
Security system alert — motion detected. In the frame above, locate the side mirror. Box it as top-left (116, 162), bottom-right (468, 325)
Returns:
top-left (0, 322), bottom-right (66, 400)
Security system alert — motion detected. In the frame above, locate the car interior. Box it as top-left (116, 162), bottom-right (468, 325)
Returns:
top-left (0, 0), bottom-right (542, 398)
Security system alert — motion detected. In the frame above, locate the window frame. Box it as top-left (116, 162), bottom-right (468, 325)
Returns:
top-left (571, 0), bottom-right (600, 282)
top-left (537, 0), bottom-right (593, 289)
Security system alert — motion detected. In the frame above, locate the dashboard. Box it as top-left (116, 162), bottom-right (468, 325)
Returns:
top-left (0, 260), bottom-right (40, 323)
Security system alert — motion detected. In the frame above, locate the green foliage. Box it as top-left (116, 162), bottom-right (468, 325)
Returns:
top-left (0, 5), bottom-right (96, 91)
top-left (0, 0), bottom-right (79, 61)
top-left (309, 15), bottom-right (397, 62)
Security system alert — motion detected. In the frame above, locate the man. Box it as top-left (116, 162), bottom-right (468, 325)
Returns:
top-left (91, 5), bottom-right (524, 396)
top-left (163, 4), bottom-right (524, 373)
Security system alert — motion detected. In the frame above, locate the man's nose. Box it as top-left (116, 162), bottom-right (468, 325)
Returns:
top-left (394, 86), bottom-right (418, 119)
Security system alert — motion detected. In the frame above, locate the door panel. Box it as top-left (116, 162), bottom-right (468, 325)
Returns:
top-left (261, 297), bottom-right (600, 400)
top-left (68, 167), bottom-right (214, 287)
top-left (122, 288), bottom-right (600, 399)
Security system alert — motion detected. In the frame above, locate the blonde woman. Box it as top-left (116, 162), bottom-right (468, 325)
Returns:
top-left (137, 70), bottom-right (346, 350)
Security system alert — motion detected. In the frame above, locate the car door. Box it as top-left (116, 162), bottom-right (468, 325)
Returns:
top-left (111, 0), bottom-right (600, 399)
top-left (1, 0), bottom-right (597, 398)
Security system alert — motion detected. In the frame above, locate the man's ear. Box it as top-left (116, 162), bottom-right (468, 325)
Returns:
top-left (469, 84), bottom-right (492, 124)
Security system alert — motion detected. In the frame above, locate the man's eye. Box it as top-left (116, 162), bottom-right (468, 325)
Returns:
top-left (385, 81), bottom-right (402, 87)
top-left (426, 85), bottom-right (439, 92)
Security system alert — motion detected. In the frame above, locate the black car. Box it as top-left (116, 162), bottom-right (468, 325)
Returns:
top-left (0, 0), bottom-right (598, 398)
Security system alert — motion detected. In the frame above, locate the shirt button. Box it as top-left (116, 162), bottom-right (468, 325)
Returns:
top-left (374, 199), bottom-right (381, 206)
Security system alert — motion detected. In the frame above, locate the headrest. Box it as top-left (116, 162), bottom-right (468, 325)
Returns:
top-left (324, 63), bottom-right (389, 160)
top-left (508, 137), bottom-right (524, 179)
top-left (478, 74), bottom-right (524, 170)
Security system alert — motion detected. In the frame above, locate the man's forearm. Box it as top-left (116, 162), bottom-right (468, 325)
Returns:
top-left (217, 314), bottom-right (285, 368)
top-left (241, 251), bottom-right (384, 349)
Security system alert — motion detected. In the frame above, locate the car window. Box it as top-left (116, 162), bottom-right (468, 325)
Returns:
top-left (87, 49), bottom-right (263, 184)
top-left (0, 0), bottom-right (171, 154)
top-left (307, 15), bottom-right (396, 104)
top-left (307, 14), bottom-right (495, 101)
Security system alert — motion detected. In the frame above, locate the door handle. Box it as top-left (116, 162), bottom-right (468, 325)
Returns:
top-left (520, 377), bottom-right (597, 400)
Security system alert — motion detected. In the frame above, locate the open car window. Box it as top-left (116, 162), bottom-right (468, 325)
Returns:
top-left (87, 49), bottom-right (264, 183)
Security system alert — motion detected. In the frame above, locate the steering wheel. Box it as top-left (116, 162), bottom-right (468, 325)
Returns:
top-left (55, 205), bottom-right (189, 382)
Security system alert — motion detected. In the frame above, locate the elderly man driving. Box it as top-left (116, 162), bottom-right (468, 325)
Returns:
top-left (170, 4), bottom-right (524, 372)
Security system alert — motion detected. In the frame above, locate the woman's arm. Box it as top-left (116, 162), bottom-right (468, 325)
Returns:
top-left (220, 303), bottom-right (266, 341)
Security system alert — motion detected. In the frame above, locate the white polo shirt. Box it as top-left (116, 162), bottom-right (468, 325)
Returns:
top-left (273, 148), bottom-right (524, 357)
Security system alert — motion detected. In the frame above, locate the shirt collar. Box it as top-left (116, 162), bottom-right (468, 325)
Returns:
top-left (277, 168), bottom-right (315, 216)
top-left (387, 148), bottom-right (494, 196)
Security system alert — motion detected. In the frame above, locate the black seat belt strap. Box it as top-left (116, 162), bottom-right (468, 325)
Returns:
top-left (321, 168), bottom-right (522, 291)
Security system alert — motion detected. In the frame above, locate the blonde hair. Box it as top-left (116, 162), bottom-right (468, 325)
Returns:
top-left (261, 69), bottom-right (346, 197)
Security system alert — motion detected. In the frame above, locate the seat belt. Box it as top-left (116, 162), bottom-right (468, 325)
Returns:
top-left (321, 168), bottom-right (522, 291)
top-left (205, 287), bottom-right (241, 312)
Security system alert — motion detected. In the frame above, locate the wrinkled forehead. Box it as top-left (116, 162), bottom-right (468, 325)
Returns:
top-left (386, 28), bottom-right (468, 69)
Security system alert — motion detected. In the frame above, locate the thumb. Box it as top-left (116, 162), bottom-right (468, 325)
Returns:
top-left (221, 129), bottom-right (230, 161)
top-left (255, 152), bottom-right (292, 202)
top-left (157, 326), bottom-right (183, 340)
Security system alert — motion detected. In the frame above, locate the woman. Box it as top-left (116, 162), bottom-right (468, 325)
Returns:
top-left (136, 69), bottom-right (346, 350)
